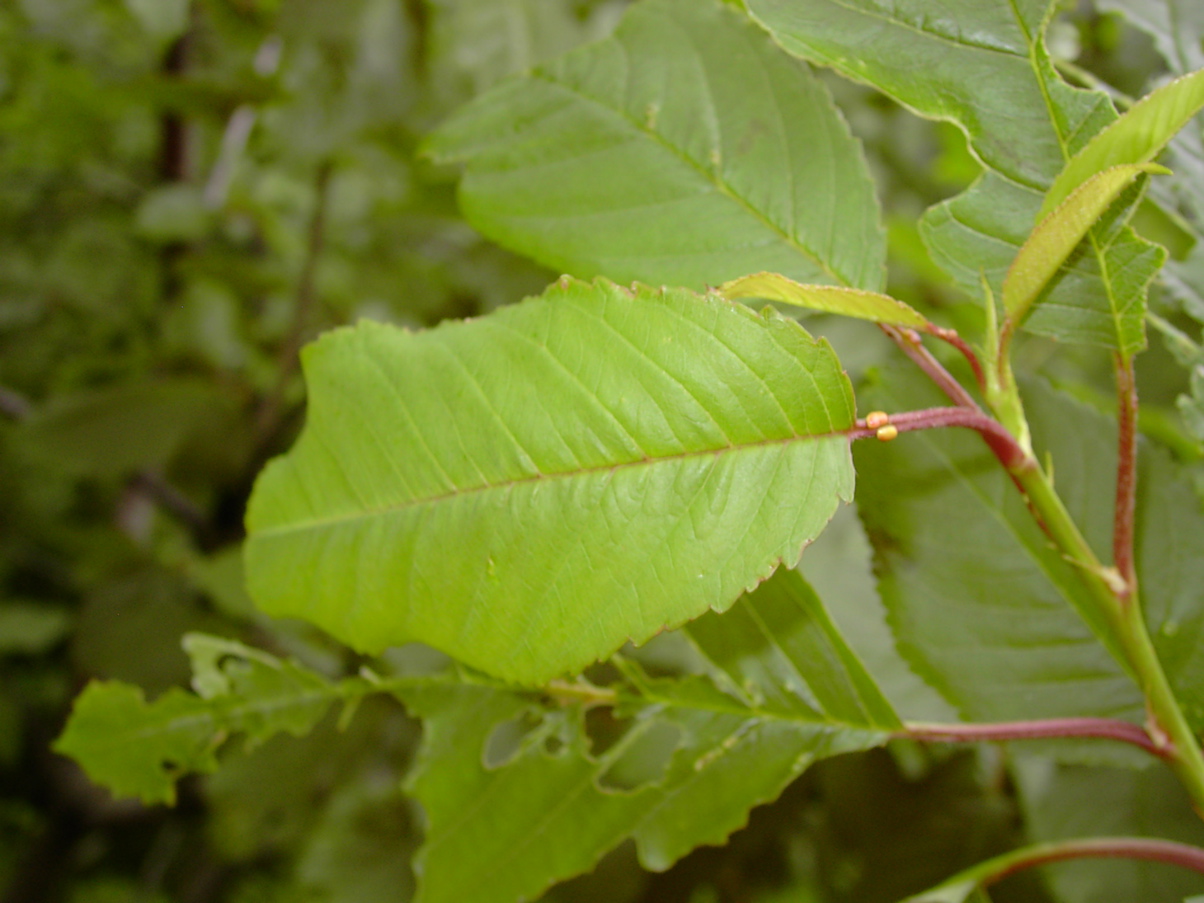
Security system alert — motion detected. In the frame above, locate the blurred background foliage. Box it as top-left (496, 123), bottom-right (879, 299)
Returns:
top-left (1, 1), bottom-right (1201, 901)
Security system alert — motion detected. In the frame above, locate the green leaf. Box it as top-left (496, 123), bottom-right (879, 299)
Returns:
top-left (1094, 0), bottom-right (1204, 75)
top-left (855, 372), bottom-right (1140, 729)
top-left (718, 272), bottom-right (930, 329)
top-left (293, 776), bottom-right (417, 903)
top-left (181, 634), bottom-right (342, 740)
top-left (402, 568), bottom-right (896, 903)
top-left (1040, 68), bottom-right (1204, 219)
top-left (799, 506), bottom-right (958, 721)
top-left (53, 681), bottom-right (222, 806)
top-left (745, 0), bottom-right (1162, 353)
top-left (683, 566), bottom-right (899, 729)
top-left (423, 0), bottom-right (611, 112)
top-left (1098, 3), bottom-right (1204, 370)
top-left (245, 277), bottom-right (857, 685)
top-left (424, 0), bottom-right (884, 291)
top-left (856, 371), bottom-right (1204, 737)
top-left (53, 637), bottom-right (372, 805)
top-left (1004, 164), bottom-right (1168, 327)
top-left (0, 600), bottom-right (72, 655)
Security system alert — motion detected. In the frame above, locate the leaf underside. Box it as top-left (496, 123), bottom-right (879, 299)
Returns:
top-left (245, 277), bottom-right (856, 685)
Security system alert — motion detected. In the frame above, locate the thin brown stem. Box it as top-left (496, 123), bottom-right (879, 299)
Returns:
top-left (902, 717), bottom-right (1163, 758)
top-left (880, 324), bottom-right (1036, 472)
top-left (881, 324), bottom-right (980, 410)
top-left (159, 34), bottom-right (191, 183)
top-left (254, 160), bottom-right (334, 445)
top-left (128, 472), bottom-right (210, 540)
top-left (928, 325), bottom-right (988, 394)
top-left (1113, 353), bottom-right (1138, 601)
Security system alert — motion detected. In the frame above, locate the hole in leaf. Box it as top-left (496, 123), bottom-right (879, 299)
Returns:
top-left (482, 709), bottom-right (543, 770)
top-left (583, 706), bottom-right (630, 760)
top-left (596, 720), bottom-right (681, 792)
top-left (543, 732), bottom-right (567, 757)
top-left (581, 660), bottom-right (622, 687)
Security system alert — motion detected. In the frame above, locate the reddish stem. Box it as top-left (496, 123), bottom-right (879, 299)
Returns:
top-left (902, 717), bottom-right (1163, 758)
top-left (850, 406), bottom-right (1031, 470)
top-left (986, 837), bottom-right (1204, 884)
top-left (875, 326), bottom-right (1033, 472)
top-left (881, 324), bottom-right (980, 410)
top-left (928, 324), bottom-right (988, 395)
top-left (1113, 354), bottom-right (1138, 602)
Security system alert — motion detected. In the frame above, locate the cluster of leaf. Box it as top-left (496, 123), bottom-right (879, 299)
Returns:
top-left (0, 0), bottom-right (594, 899)
top-left (10, 2), bottom-right (1204, 903)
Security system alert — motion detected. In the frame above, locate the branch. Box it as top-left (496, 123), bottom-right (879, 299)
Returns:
top-left (254, 160), bottom-right (334, 445)
top-left (881, 324), bottom-right (980, 410)
top-left (901, 717), bottom-right (1163, 758)
top-left (928, 325), bottom-right (988, 395)
top-left (905, 837), bottom-right (1204, 901)
top-left (849, 405), bottom-right (1031, 470)
top-left (127, 471), bottom-right (210, 541)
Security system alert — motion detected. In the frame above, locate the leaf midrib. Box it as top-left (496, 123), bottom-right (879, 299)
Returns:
top-left (253, 428), bottom-right (849, 539)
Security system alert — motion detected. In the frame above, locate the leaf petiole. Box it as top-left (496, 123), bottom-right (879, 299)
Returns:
top-left (902, 837), bottom-right (1204, 902)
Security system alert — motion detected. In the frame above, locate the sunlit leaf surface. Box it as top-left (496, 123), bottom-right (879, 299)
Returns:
top-left (245, 278), bottom-right (857, 684)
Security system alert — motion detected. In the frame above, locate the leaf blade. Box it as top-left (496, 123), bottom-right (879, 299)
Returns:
top-left (424, 0), bottom-right (884, 290)
top-left (855, 370), bottom-right (1204, 739)
top-left (1004, 164), bottom-right (1168, 327)
top-left (245, 278), bottom-right (857, 685)
top-left (854, 371), bottom-right (1143, 732)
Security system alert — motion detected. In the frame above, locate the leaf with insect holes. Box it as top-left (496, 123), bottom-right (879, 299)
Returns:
top-left (402, 568), bottom-right (898, 903)
top-left (53, 635), bottom-right (374, 805)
